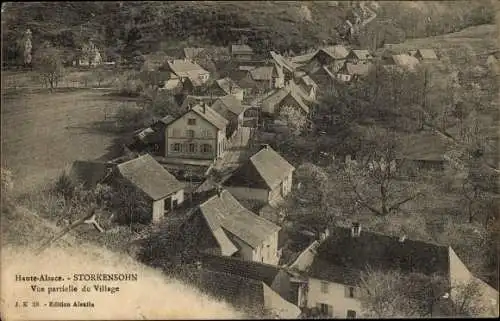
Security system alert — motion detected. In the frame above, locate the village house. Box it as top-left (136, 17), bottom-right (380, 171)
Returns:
top-left (207, 77), bottom-right (244, 101)
top-left (183, 189), bottom-right (282, 265)
top-left (210, 95), bottom-right (247, 137)
top-left (238, 64), bottom-right (285, 94)
top-left (413, 48), bottom-right (439, 61)
top-left (270, 51), bottom-right (299, 82)
top-left (222, 145), bottom-right (295, 208)
top-left (165, 104), bottom-right (229, 162)
top-left (346, 49), bottom-right (374, 64)
top-left (163, 59), bottom-right (210, 93)
top-left (231, 44), bottom-right (254, 61)
top-left (309, 45), bottom-right (350, 68)
top-left (116, 154), bottom-right (185, 224)
top-left (260, 83), bottom-right (311, 118)
top-left (336, 62), bottom-right (375, 82)
top-left (287, 223), bottom-right (499, 318)
top-left (197, 254), bottom-right (302, 318)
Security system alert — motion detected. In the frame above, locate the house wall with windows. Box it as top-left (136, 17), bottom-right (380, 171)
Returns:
top-left (151, 189), bottom-right (184, 223)
top-left (306, 278), bottom-right (362, 318)
top-left (165, 110), bottom-right (226, 160)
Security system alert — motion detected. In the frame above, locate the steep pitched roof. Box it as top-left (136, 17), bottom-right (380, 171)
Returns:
top-left (211, 95), bottom-right (246, 117)
top-left (183, 47), bottom-right (206, 59)
top-left (321, 45), bottom-right (350, 60)
top-left (417, 49), bottom-right (438, 60)
top-left (117, 154), bottom-right (184, 200)
top-left (350, 49), bottom-right (372, 60)
top-left (249, 66), bottom-right (275, 81)
top-left (231, 44), bottom-right (254, 55)
top-left (215, 77), bottom-right (242, 95)
top-left (261, 88), bottom-right (291, 114)
top-left (249, 146), bottom-right (295, 190)
top-left (270, 51), bottom-right (299, 72)
top-left (289, 80), bottom-right (314, 105)
top-left (307, 226), bottom-right (451, 286)
top-left (290, 51), bottom-right (318, 64)
top-left (190, 104), bottom-right (229, 130)
top-left (167, 60), bottom-right (208, 78)
top-left (198, 190), bottom-right (281, 249)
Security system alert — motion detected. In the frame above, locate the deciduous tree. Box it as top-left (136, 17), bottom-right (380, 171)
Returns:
top-left (33, 43), bottom-right (65, 91)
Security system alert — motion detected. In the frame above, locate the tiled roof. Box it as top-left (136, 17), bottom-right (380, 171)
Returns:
top-left (212, 94), bottom-right (246, 116)
top-left (231, 44), bottom-right (254, 55)
top-left (190, 104), bottom-right (229, 130)
top-left (215, 77), bottom-right (242, 95)
top-left (249, 66), bottom-right (275, 81)
top-left (417, 49), bottom-right (438, 60)
top-left (167, 60), bottom-right (208, 78)
top-left (307, 226), bottom-right (451, 285)
top-left (117, 154), bottom-right (184, 200)
top-left (350, 49), bottom-right (372, 60)
top-left (249, 146), bottom-right (295, 190)
top-left (198, 190), bottom-right (280, 249)
top-left (201, 254), bottom-right (282, 286)
top-left (321, 45), bottom-right (350, 59)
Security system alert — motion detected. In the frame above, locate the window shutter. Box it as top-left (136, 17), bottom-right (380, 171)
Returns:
top-left (344, 286), bottom-right (350, 297)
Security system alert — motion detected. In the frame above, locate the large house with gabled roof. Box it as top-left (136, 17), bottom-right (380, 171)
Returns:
top-left (164, 104), bottom-right (229, 162)
top-left (183, 189), bottom-right (282, 265)
top-left (222, 145), bottom-right (295, 207)
top-left (286, 223), bottom-right (499, 318)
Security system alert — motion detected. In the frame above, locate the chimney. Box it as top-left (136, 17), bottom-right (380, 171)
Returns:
top-left (351, 222), bottom-right (361, 237)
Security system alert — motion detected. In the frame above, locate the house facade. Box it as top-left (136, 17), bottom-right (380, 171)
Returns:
top-left (231, 44), bottom-right (254, 61)
top-left (165, 104), bottom-right (229, 161)
top-left (261, 86), bottom-right (310, 117)
top-left (222, 145), bottom-right (295, 208)
top-left (116, 154), bottom-right (185, 224)
top-left (286, 224), bottom-right (498, 318)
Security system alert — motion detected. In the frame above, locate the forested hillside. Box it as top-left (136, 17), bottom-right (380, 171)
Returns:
top-left (2, 1), bottom-right (495, 64)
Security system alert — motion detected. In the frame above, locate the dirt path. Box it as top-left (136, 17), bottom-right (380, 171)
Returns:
top-left (1, 89), bottom-right (135, 197)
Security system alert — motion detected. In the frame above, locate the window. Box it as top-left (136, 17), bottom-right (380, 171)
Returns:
top-left (316, 303), bottom-right (333, 317)
top-left (172, 143), bottom-right (180, 152)
top-left (201, 144), bottom-right (212, 153)
top-left (320, 281), bottom-right (329, 294)
top-left (345, 286), bottom-right (355, 298)
top-left (188, 143), bottom-right (196, 153)
top-left (186, 129), bottom-right (195, 138)
top-left (347, 310), bottom-right (356, 319)
top-left (187, 118), bottom-right (196, 125)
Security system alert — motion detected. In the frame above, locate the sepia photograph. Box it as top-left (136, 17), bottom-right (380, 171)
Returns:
top-left (1, 1), bottom-right (499, 319)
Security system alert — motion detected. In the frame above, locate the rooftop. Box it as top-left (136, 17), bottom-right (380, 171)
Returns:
top-left (212, 94), bottom-right (246, 117)
top-left (117, 154), bottom-right (185, 201)
top-left (197, 189), bottom-right (281, 249)
top-left (190, 104), bottom-right (229, 130)
top-left (215, 77), bottom-right (242, 95)
top-left (249, 66), bottom-right (275, 81)
top-left (321, 45), bottom-right (350, 60)
top-left (350, 49), bottom-right (373, 60)
top-left (306, 226), bottom-right (451, 286)
top-left (417, 48), bottom-right (438, 60)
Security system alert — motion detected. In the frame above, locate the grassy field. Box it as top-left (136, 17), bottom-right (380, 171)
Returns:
top-left (1, 88), bottom-right (138, 197)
